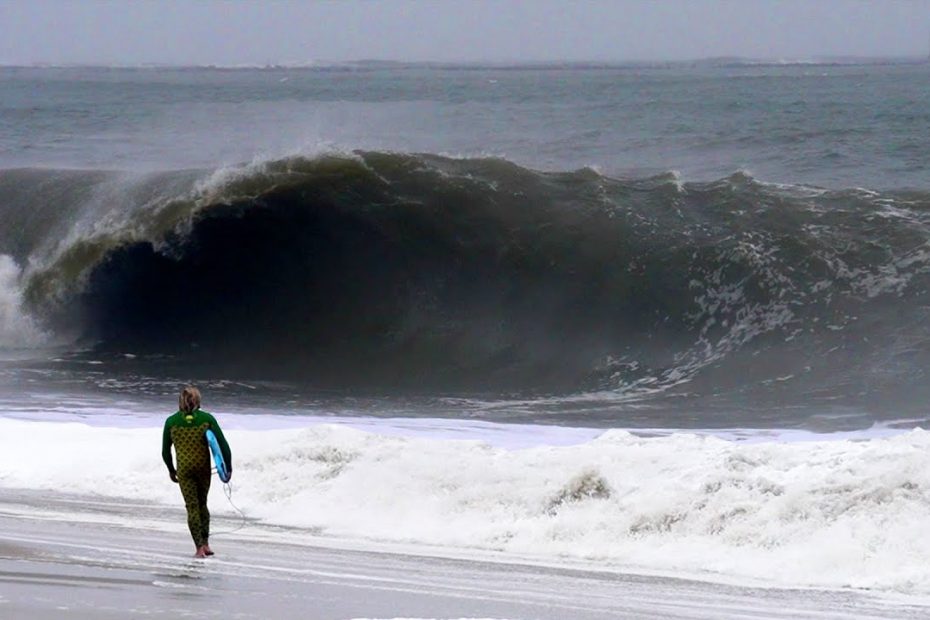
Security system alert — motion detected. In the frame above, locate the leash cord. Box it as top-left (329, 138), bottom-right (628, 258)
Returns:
top-left (209, 469), bottom-right (248, 537)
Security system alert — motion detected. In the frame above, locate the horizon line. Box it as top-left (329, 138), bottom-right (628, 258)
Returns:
top-left (1, 54), bottom-right (928, 70)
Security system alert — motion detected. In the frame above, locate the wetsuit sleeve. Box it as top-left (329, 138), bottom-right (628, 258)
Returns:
top-left (161, 417), bottom-right (176, 474)
top-left (207, 414), bottom-right (232, 470)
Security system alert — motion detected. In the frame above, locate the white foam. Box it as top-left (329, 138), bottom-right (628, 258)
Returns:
top-left (2, 416), bottom-right (930, 593)
top-left (0, 255), bottom-right (46, 349)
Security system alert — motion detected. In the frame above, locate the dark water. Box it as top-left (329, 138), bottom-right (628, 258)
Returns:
top-left (2, 62), bottom-right (930, 428)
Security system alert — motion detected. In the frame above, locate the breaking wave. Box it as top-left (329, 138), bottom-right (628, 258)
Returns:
top-left (5, 152), bottom-right (930, 409)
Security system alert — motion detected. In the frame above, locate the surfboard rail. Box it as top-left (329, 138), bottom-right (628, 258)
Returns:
top-left (205, 429), bottom-right (231, 482)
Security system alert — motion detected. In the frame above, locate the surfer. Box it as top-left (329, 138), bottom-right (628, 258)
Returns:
top-left (161, 386), bottom-right (232, 558)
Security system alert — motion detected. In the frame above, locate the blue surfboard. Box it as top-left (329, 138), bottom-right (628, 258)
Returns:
top-left (205, 429), bottom-right (231, 483)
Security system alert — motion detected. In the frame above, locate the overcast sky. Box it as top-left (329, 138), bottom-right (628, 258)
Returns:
top-left (1, 0), bottom-right (929, 66)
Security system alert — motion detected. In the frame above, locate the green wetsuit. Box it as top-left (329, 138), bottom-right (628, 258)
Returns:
top-left (161, 409), bottom-right (232, 547)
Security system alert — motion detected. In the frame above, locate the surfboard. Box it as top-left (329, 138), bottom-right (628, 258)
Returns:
top-left (205, 429), bottom-right (231, 483)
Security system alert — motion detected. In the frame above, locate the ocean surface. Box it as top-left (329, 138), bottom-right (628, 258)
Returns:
top-left (4, 61), bottom-right (930, 595)
top-left (3, 61), bottom-right (930, 427)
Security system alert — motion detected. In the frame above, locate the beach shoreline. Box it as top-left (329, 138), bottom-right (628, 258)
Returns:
top-left (1, 489), bottom-right (928, 620)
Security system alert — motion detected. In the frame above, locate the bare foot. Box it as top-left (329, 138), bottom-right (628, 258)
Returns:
top-left (194, 546), bottom-right (207, 558)
top-left (203, 544), bottom-right (214, 556)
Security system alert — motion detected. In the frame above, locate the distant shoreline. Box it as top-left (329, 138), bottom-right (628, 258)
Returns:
top-left (1, 55), bottom-right (927, 71)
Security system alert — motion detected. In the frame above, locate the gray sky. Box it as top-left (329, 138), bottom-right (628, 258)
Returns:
top-left (1, 0), bottom-right (929, 66)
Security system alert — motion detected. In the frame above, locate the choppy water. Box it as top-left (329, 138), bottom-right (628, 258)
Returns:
top-left (3, 62), bottom-right (929, 188)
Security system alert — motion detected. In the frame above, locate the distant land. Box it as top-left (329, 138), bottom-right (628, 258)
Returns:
top-left (1, 55), bottom-right (928, 71)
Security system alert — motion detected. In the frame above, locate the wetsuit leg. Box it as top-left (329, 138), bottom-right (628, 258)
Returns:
top-left (198, 470), bottom-right (211, 544)
top-left (178, 470), bottom-right (210, 546)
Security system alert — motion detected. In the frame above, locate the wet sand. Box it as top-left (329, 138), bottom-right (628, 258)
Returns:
top-left (1, 489), bottom-right (928, 620)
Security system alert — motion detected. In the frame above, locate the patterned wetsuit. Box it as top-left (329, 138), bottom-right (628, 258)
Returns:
top-left (161, 409), bottom-right (232, 547)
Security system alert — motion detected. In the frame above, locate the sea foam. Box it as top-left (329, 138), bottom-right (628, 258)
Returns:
top-left (0, 255), bottom-right (45, 349)
top-left (1, 417), bottom-right (929, 593)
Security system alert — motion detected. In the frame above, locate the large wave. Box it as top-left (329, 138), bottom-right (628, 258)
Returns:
top-left (5, 152), bottom-right (930, 408)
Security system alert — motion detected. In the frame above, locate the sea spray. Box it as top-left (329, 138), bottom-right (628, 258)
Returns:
top-left (0, 255), bottom-right (44, 349)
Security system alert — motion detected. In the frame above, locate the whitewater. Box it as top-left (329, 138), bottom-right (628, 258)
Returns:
top-left (3, 414), bottom-right (930, 595)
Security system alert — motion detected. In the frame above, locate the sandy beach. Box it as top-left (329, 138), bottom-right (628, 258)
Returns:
top-left (1, 489), bottom-right (927, 620)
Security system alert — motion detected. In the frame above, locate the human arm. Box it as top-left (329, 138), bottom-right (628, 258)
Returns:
top-left (206, 413), bottom-right (232, 474)
top-left (162, 418), bottom-right (177, 482)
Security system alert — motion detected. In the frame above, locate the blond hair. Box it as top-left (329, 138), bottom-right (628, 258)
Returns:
top-left (179, 386), bottom-right (202, 413)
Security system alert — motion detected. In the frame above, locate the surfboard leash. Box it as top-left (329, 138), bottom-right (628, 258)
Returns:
top-left (209, 470), bottom-right (249, 537)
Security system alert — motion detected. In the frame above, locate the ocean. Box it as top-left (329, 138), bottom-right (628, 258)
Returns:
top-left (3, 61), bottom-right (930, 596)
